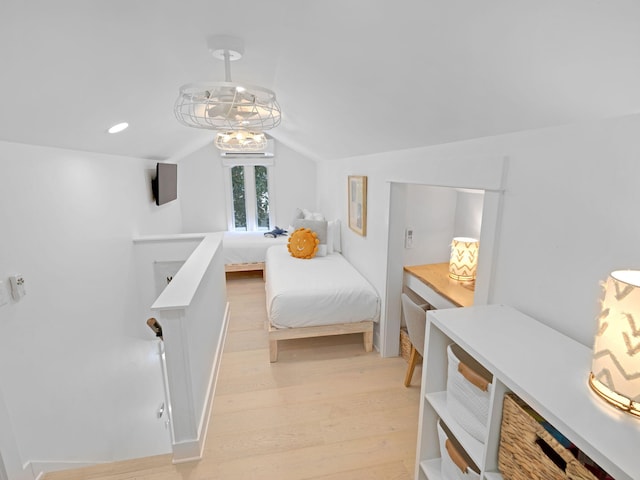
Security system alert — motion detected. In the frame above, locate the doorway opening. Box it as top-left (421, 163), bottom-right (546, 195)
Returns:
top-left (382, 181), bottom-right (504, 357)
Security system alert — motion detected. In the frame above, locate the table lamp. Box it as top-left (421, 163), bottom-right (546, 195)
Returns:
top-left (589, 270), bottom-right (640, 417)
top-left (449, 237), bottom-right (479, 282)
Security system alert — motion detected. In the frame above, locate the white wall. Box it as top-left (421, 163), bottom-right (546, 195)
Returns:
top-left (0, 387), bottom-right (24, 480)
top-left (269, 142), bottom-right (319, 227)
top-left (401, 186), bottom-right (484, 268)
top-left (179, 140), bottom-right (317, 233)
top-left (0, 141), bottom-right (182, 477)
top-left (402, 185), bottom-right (457, 266)
top-left (454, 190), bottom-right (484, 240)
top-left (318, 113), bottom-right (640, 349)
top-left (178, 143), bottom-right (228, 233)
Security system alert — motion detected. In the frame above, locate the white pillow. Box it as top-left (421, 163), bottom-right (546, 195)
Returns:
top-left (328, 219), bottom-right (342, 253)
top-left (302, 208), bottom-right (325, 221)
top-left (293, 218), bottom-right (330, 256)
top-left (292, 219), bottom-right (328, 244)
top-left (291, 208), bottom-right (304, 225)
top-left (326, 221), bottom-right (335, 254)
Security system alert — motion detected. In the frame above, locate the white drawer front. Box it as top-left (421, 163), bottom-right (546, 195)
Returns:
top-left (404, 272), bottom-right (457, 309)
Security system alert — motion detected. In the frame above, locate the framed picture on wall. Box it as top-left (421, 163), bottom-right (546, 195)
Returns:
top-left (348, 175), bottom-right (367, 236)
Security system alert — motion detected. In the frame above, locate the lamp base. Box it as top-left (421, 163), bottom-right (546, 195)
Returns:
top-left (448, 273), bottom-right (475, 285)
top-left (588, 373), bottom-right (640, 418)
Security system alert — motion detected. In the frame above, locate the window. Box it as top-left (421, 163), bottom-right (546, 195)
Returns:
top-left (226, 164), bottom-right (273, 231)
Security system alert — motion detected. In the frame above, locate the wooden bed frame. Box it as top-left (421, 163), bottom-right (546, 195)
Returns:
top-left (225, 262), bottom-right (265, 273)
top-left (268, 320), bottom-right (374, 362)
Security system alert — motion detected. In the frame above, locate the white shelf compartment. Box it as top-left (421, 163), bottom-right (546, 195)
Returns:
top-left (426, 391), bottom-right (484, 468)
top-left (483, 472), bottom-right (503, 480)
top-left (420, 458), bottom-right (442, 480)
top-left (425, 304), bottom-right (640, 480)
top-left (420, 457), bottom-right (503, 480)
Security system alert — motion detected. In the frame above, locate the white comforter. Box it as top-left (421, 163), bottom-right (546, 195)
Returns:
top-left (265, 246), bottom-right (380, 328)
top-left (223, 231), bottom-right (289, 265)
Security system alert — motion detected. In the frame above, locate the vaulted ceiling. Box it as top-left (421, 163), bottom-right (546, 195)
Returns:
top-left (2, 0), bottom-right (640, 161)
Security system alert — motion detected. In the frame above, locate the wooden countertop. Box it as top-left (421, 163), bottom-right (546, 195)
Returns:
top-left (404, 262), bottom-right (475, 307)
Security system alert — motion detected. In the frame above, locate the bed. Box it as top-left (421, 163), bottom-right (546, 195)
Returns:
top-left (265, 245), bottom-right (380, 361)
top-left (223, 231), bottom-right (289, 273)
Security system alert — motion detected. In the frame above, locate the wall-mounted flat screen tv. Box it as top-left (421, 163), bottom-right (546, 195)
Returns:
top-left (151, 162), bottom-right (177, 206)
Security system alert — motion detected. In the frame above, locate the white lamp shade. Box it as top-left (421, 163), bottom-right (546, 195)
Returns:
top-left (590, 270), bottom-right (640, 416)
top-left (449, 237), bottom-right (479, 282)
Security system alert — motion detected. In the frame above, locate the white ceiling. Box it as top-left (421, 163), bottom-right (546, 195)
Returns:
top-left (2, 0), bottom-right (640, 162)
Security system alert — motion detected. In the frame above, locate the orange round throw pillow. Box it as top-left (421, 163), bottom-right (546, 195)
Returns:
top-left (288, 228), bottom-right (319, 259)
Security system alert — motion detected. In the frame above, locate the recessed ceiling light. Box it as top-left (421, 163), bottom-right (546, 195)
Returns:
top-left (108, 122), bottom-right (129, 134)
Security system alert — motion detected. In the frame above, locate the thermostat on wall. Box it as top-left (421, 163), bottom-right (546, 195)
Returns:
top-left (9, 274), bottom-right (26, 300)
top-left (405, 228), bottom-right (414, 249)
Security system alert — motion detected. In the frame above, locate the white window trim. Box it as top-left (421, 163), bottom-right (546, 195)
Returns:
top-left (265, 165), bottom-right (275, 230)
top-left (221, 156), bottom-right (274, 167)
top-left (244, 167), bottom-right (258, 231)
top-left (223, 162), bottom-right (275, 232)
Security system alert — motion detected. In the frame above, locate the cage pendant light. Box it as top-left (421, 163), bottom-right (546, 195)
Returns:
top-left (174, 35), bottom-right (281, 132)
top-left (214, 130), bottom-right (267, 152)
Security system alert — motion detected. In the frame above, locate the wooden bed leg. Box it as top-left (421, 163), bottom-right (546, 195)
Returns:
top-left (363, 330), bottom-right (373, 352)
top-left (269, 339), bottom-right (278, 362)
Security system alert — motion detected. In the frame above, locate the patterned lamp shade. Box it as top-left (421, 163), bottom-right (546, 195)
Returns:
top-left (449, 237), bottom-right (479, 282)
top-left (589, 270), bottom-right (640, 417)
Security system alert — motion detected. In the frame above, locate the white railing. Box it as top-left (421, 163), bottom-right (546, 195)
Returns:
top-left (133, 232), bottom-right (228, 462)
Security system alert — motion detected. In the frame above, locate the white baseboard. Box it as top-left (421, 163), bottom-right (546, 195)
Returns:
top-left (171, 302), bottom-right (230, 464)
top-left (29, 460), bottom-right (106, 480)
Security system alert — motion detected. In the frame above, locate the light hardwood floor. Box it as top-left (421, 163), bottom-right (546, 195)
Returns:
top-left (44, 271), bottom-right (421, 480)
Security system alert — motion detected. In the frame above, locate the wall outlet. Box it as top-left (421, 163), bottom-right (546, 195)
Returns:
top-left (9, 274), bottom-right (26, 301)
top-left (405, 227), bottom-right (414, 249)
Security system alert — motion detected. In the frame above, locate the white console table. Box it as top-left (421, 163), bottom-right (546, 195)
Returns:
top-left (416, 304), bottom-right (640, 480)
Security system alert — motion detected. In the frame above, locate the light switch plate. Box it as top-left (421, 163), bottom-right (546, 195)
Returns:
top-left (0, 281), bottom-right (8, 306)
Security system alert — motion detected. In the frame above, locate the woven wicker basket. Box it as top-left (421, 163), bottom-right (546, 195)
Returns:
top-left (499, 394), bottom-right (597, 480)
top-left (400, 327), bottom-right (412, 362)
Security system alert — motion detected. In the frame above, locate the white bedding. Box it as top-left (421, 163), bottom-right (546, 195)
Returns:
top-left (265, 245), bottom-right (380, 329)
top-left (223, 231), bottom-right (288, 265)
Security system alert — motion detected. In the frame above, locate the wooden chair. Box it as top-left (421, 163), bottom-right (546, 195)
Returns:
top-left (401, 293), bottom-right (428, 387)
